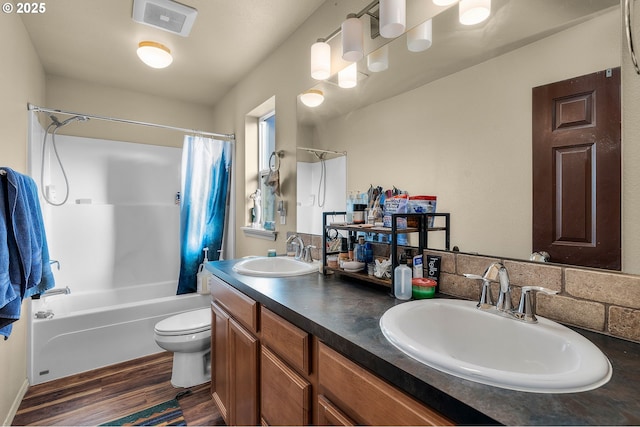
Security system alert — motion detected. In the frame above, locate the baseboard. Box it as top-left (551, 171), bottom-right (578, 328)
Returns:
top-left (3, 378), bottom-right (29, 426)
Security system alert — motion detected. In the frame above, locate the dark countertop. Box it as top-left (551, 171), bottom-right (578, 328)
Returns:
top-left (206, 259), bottom-right (640, 426)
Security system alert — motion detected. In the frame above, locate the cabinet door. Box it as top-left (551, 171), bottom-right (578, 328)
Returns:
top-left (317, 395), bottom-right (355, 426)
top-left (318, 343), bottom-right (453, 426)
top-left (211, 303), bottom-right (230, 424)
top-left (230, 317), bottom-right (260, 426)
top-left (261, 346), bottom-right (311, 426)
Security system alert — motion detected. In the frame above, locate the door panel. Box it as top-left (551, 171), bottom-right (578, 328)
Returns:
top-left (532, 68), bottom-right (621, 270)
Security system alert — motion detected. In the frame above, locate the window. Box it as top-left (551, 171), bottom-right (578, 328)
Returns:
top-left (258, 111), bottom-right (276, 229)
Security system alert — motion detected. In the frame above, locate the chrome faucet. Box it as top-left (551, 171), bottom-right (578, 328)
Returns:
top-left (465, 262), bottom-right (558, 323)
top-left (42, 286), bottom-right (71, 297)
top-left (301, 245), bottom-right (316, 263)
top-left (286, 234), bottom-right (305, 260)
top-left (494, 264), bottom-right (513, 312)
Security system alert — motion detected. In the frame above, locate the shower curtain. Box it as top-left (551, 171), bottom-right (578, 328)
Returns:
top-left (177, 135), bottom-right (233, 294)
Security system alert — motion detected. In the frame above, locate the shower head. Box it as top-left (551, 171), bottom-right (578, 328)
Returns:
top-left (59, 115), bottom-right (89, 127)
top-left (48, 114), bottom-right (62, 126)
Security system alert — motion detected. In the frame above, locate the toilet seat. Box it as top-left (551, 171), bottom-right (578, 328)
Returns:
top-left (154, 308), bottom-right (210, 336)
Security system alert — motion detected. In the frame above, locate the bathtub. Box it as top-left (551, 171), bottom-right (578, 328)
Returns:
top-left (28, 281), bottom-right (210, 385)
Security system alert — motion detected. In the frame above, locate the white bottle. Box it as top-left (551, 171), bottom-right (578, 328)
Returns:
top-left (394, 259), bottom-right (413, 300)
top-left (196, 247), bottom-right (212, 294)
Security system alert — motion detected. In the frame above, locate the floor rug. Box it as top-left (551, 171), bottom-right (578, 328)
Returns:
top-left (100, 399), bottom-right (186, 426)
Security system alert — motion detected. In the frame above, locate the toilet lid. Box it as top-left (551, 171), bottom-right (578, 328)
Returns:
top-left (155, 308), bottom-right (211, 336)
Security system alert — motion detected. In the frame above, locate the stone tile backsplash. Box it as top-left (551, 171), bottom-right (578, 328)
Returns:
top-left (427, 249), bottom-right (640, 344)
top-left (293, 231), bottom-right (640, 344)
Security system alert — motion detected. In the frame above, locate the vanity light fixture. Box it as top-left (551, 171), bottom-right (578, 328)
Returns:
top-left (338, 62), bottom-right (358, 88)
top-left (342, 13), bottom-right (364, 62)
top-left (379, 0), bottom-right (406, 38)
top-left (136, 41), bottom-right (173, 69)
top-left (407, 19), bottom-right (433, 52)
top-left (311, 39), bottom-right (331, 80)
top-left (367, 44), bottom-right (389, 72)
top-left (432, 0), bottom-right (458, 6)
top-left (300, 89), bottom-right (325, 107)
top-left (459, 0), bottom-right (491, 25)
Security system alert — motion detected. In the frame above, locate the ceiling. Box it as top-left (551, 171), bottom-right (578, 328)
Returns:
top-left (20, 0), bottom-right (325, 107)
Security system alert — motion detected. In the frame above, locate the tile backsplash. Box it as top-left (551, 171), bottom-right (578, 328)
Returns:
top-left (292, 232), bottom-right (640, 344)
top-left (429, 250), bottom-right (640, 344)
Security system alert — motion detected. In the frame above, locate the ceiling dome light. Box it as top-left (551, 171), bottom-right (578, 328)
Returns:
top-left (407, 19), bottom-right (433, 52)
top-left (459, 0), bottom-right (491, 25)
top-left (341, 14), bottom-right (364, 62)
top-left (311, 39), bottom-right (331, 80)
top-left (338, 63), bottom-right (358, 88)
top-left (433, 0), bottom-right (458, 5)
top-left (379, 0), bottom-right (406, 39)
top-left (137, 41), bottom-right (173, 68)
top-left (367, 45), bottom-right (389, 72)
top-left (300, 89), bottom-right (325, 107)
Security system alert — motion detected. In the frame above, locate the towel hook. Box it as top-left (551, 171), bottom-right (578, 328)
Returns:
top-left (269, 150), bottom-right (284, 171)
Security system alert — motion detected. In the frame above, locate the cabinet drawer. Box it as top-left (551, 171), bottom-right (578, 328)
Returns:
top-left (317, 395), bottom-right (355, 426)
top-left (318, 342), bottom-right (453, 426)
top-left (261, 346), bottom-right (311, 426)
top-left (261, 308), bottom-right (310, 374)
top-left (210, 275), bottom-right (258, 333)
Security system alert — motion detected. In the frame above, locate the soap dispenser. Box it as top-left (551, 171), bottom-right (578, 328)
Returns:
top-left (394, 254), bottom-right (412, 300)
top-left (196, 247), bottom-right (212, 295)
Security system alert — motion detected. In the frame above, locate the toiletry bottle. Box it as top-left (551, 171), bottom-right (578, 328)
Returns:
top-left (196, 247), bottom-right (212, 295)
top-left (394, 255), bottom-right (412, 300)
top-left (339, 237), bottom-right (349, 267)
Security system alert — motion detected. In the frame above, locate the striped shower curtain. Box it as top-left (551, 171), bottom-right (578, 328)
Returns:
top-left (177, 135), bottom-right (233, 294)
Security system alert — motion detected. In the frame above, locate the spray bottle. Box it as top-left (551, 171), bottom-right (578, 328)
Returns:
top-left (196, 247), bottom-right (212, 294)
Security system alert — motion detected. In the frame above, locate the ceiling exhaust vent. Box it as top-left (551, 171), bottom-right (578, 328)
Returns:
top-left (132, 0), bottom-right (197, 37)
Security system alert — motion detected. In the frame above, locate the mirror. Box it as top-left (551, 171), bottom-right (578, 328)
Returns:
top-left (297, 0), bottom-right (627, 269)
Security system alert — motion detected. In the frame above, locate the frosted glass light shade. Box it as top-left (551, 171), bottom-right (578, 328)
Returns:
top-left (433, 0), bottom-right (458, 5)
top-left (459, 0), bottom-right (491, 25)
top-left (379, 0), bottom-right (406, 38)
top-left (367, 45), bottom-right (389, 72)
top-left (311, 40), bottom-right (331, 80)
top-left (338, 63), bottom-right (358, 88)
top-left (407, 19), bottom-right (433, 52)
top-left (300, 89), bottom-right (324, 107)
top-left (137, 41), bottom-right (173, 69)
top-left (341, 14), bottom-right (364, 62)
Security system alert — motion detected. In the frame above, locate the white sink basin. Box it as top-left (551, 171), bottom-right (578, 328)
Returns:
top-left (380, 299), bottom-right (612, 393)
top-left (233, 256), bottom-right (318, 277)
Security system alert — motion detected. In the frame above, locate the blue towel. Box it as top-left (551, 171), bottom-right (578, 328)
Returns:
top-left (0, 168), bottom-right (55, 339)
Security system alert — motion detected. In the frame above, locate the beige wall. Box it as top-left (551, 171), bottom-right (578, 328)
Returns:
top-left (44, 75), bottom-right (216, 148)
top-left (313, 9), bottom-right (620, 262)
top-left (209, 0), bottom-right (369, 258)
top-left (0, 14), bottom-right (46, 426)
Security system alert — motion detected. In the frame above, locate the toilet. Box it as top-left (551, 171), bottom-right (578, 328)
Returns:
top-left (154, 308), bottom-right (211, 388)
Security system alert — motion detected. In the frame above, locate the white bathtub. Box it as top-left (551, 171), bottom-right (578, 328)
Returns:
top-left (27, 281), bottom-right (210, 385)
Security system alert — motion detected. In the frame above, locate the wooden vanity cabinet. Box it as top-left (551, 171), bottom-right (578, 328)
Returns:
top-left (210, 276), bottom-right (260, 426)
top-left (209, 275), bottom-right (452, 426)
top-left (260, 308), bottom-right (312, 426)
top-left (317, 342), bottom-right (454, 426)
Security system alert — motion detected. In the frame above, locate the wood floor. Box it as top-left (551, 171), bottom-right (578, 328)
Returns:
top-left (12, 352), bottom-right (225, 426)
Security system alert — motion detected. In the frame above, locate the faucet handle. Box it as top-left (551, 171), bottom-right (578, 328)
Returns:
top-left (464, 274), bottom-right (494, 308)
top-left (303, 245), bottom-right (316, 262)
top-left (516, 286), bottom-right (558, 323)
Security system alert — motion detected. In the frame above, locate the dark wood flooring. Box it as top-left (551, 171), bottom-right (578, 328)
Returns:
top-left (12, 352), bottom-right (225, 426)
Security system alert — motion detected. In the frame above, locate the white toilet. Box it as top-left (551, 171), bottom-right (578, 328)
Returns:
top-left (154, 308), bottom-right (211, 388)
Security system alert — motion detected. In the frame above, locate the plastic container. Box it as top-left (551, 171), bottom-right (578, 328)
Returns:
top-left (196, 247), bottom-right (212, 295)
top-left (394, 258), bottom-right (413, 300)
top-left (412, 278), bottom-right (437, 299)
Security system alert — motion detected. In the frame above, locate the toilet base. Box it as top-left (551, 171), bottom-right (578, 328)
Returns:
top-left (170, 349), bottom-right (211, 388)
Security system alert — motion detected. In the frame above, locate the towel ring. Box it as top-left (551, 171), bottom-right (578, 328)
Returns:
top-left (269, 150), bottom-right (284, 171)
top-left (626, 0), bottom-right (640, 75)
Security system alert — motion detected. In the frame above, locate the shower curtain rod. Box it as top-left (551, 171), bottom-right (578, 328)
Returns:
top-left (27, 104), bottom-right (235, 141)
top-left (297, 147), bottom-right (347, 156)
